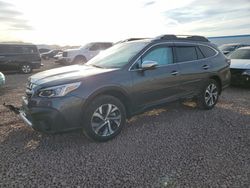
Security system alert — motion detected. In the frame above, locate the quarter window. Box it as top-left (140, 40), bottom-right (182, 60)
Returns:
top-left (142, 47), bottom-right (173, 66)
top-left (175, 46), bottom-right (197, 62)
top-left (199, 45), bottom-right (216, 57)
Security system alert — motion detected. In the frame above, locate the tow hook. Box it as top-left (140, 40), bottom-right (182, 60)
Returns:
top-left (3, 103), bottom-right (20, 114)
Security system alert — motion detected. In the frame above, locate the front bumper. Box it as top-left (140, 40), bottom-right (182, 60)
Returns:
top-left (55, 57), bottom-right (72, 64)
top-left (19, 110), bottom-right (32, 127)
top-left (5, 95), bottom-right (85, 133)
top-left (230, 69), bottom-right (250, 86)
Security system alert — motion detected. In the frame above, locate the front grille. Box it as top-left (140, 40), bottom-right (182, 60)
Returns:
top-left (230, 68), bottom-right (245, 76)
top-left (62, 51), bottom-right (67, 57)
top-left (230, 68), bottom-right (250, 85)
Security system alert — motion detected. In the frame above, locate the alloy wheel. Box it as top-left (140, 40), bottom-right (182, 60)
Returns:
top-left (91, 104), bottom-right (121, 137)
top-left (204, 83), bottom-right (218, 106)
top-left (22, 65), bottom-right (31, 73)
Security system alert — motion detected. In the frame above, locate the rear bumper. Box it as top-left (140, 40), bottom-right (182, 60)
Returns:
top-left (31, 61), bottom-right (42, 69)
top-left (220, 67), bottom-right (231, 91)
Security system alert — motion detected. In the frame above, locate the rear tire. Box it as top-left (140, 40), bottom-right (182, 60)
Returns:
top-left (197, 79), bottom-right (219, 110)
top-left (20, 63), bottom-right (32, 74)
top-left (83, 95), bottom-right (126, 142)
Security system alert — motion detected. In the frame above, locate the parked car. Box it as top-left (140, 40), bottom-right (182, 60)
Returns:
top-left (0, 43), bottom-right (42, 74)
top-left (41, 49), bottom-right (62, 60)
top-left (53, 52), bottom-right (62, 60)
top-left (219, 43), bottom-right (250, 55)
top-left (55, 42), bottom-right (113, 64)
top-left (229, 47), bottom-right (250, 86)
top-left (38, 48), bottom-right (51, 54)
top-left (0, 72), bottom-right (5, 86)
top-left (6, 35), bottom-right (231, 142)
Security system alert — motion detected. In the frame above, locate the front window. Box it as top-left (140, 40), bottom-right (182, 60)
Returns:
top-left (86, 41), bottom-right (149, 68)
top-left (142, 47), bottom-right (173, 66)
top-left (229, 49), bottom-right (250, 59)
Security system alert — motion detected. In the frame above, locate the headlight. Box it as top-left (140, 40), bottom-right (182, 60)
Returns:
top-left (38, 82), bottom-right (81, 98)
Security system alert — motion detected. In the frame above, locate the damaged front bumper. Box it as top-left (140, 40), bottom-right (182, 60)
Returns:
top-left (19, 111), bottom-right (33, 127)
top-left (3, 97), bottom-right (33, 127)
top-left (4, 95), bottom-right (85, 133)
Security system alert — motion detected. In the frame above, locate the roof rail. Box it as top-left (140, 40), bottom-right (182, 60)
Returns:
top-left (122, 38), bottom-right (150, 42)
top-left (154, 35), bottom-right (209, 42)
top-left (114, 38), bottom-right (150, 45)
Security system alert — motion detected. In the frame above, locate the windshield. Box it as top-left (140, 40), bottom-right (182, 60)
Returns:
top-left (86, 41), bottom-right (149, 68)
top-left (229, 49), bottom-right (250, 59)
top-left (80, 43), bottom-right (92, 50)
top-left (219, 44), bottom-right (237, 51)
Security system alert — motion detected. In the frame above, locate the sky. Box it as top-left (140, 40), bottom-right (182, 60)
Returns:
top-left (0, 0), bottom-right (250, 45)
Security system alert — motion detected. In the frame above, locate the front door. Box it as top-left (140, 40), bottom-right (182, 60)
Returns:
top-left (130, 45), bottom-right (182, 109)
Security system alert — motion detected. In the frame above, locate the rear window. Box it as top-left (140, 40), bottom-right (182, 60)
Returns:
top-left (199, 45), bottom-right (217, 58)
top-left (22, 46), bottom-right (38, 53)
top-left (175, 46), bottom-right (197, 62)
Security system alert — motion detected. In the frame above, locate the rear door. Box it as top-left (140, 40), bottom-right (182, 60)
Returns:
top-left (173, 43), bottom-right (210, 96)
top-left (130, 44), bottom-right (182, 108)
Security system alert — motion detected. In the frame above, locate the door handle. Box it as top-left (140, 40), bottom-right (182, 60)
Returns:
top-left (171, 71), bottom-right (179, 75)
top-left (202, 65), bottom-right (210, 70)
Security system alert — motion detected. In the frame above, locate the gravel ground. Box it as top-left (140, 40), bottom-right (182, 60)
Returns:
top-left (0, 60), bottom-right (249, 187)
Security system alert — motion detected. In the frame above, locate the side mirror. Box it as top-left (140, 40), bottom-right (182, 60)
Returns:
top-left (141, 61), bottom-right (158, 70)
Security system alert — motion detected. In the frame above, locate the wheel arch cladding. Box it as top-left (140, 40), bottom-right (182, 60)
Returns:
top-left (209, 75), bottom-right (222, 94)
top-left (86, 88), bottom-right (131, 118)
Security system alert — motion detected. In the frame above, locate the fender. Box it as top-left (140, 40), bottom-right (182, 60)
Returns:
top-left (83, 85), bottom-right (134, 117)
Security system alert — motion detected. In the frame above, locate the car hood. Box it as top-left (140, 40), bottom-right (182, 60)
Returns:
top-left (29, 65), bottom-right (116, 86)
top-left (230, 59), bottom-right (250, 69)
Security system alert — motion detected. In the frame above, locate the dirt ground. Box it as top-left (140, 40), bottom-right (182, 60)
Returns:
top-left (0, 60), bottom-right (249, 187)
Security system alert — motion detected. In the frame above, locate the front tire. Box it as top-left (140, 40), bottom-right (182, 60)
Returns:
top-left (83, 95), bottom-right (126, 142)
top-left (197, 79), bottom-right (219, 110)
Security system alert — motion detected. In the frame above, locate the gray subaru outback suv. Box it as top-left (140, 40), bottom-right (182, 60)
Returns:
top-left (6, 35), bottom-right (231, 142)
